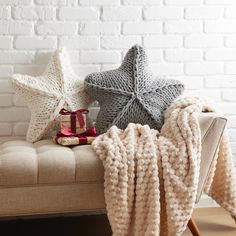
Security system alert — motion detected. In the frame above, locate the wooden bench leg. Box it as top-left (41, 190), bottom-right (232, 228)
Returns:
top-left (188, 218), bottom-right (201, 236)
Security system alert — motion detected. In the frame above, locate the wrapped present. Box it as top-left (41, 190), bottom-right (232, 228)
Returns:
top-left (59, 108), bottom-right (88, 134)
top-left (54, 136), bottom-right (96, 146)
top-left (53, 127), bottom-right (97, 146)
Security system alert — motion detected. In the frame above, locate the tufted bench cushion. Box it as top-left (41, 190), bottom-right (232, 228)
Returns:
top-left (0, 140), bottom-right (106, 217)
top-left (0, 140), bottom-right (104, 187)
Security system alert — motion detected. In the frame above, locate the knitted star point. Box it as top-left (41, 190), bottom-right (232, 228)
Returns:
top-left (85, 44), bottom-right (184, 133)
top-left (12, 49), bottom-right (91, 142)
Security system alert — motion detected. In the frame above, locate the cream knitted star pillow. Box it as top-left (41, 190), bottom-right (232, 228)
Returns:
top-left (12, 49), bottom-right (91, 142)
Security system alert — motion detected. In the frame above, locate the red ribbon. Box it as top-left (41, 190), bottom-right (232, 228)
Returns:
top-left (59, 108), bottom-right (88, 134)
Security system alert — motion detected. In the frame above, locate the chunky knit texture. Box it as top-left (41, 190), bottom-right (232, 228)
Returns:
top-left (85, 45), bottom-right (184, 134)
top-left (12, 49), bottom-right (91, 142)
top-left (92, 97), bottom-right (236, 236)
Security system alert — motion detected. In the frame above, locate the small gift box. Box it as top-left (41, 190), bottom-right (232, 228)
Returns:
top-left (59, 108), bottom-right (88, 134)
top-left (54, 135), bottom-right (96, 146)
top-left (53, 127), bottom-right (97, 146)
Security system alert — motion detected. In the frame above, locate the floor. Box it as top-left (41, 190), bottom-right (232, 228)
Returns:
top-left (0, 207), bottom-right (235, 236)
top-left (183, 207), bottom-right (236, 236)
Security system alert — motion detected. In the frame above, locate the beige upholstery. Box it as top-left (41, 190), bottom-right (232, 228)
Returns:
top-left (197, 113), bottom-right (227, 202)
top-left (0, 112), bottom-right (227, 217)
top-left (0, 141), bottom-right (104, 187)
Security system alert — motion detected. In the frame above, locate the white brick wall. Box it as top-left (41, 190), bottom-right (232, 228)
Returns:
top-left (0, 0), bottom-right (236, 169)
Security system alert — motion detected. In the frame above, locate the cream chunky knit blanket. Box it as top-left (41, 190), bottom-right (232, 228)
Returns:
top-left (92, 97), bottom-right (236, 236)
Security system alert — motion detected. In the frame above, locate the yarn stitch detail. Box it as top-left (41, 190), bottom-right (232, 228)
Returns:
top-left (85, 44), bottom-right (184, 134)
top-left (12, 49), bottom-right (92, 142)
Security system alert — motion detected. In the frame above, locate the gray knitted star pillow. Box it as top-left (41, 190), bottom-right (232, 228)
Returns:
top-left (85, 45), bottom-right (184, 134)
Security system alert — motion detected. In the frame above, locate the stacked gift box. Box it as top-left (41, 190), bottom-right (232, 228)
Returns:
top-left (53, 108), bottom-right (97, 146)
